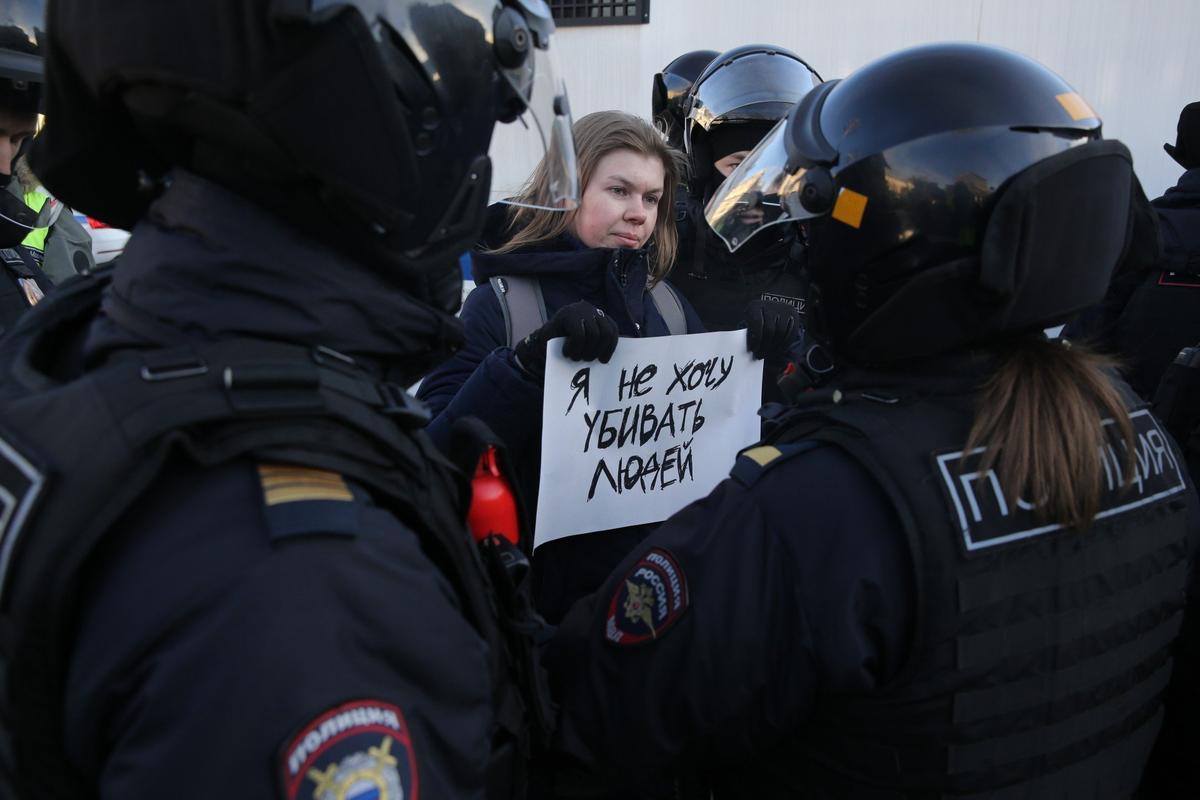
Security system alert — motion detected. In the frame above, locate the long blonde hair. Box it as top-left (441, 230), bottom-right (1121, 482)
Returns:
top-left (965, 338), bottom-right (1136, 529)
top-left (494, 111), bottom-right (685, 284)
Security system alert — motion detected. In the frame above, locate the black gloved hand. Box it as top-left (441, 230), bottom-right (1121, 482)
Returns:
top-left (743, 299), bottom-right (802, 360)
top-left (513, 300), bottom-right (620, 383)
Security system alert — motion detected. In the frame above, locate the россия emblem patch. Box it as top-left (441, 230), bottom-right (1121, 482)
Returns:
top-left (280, 699), bottom-right (417, 800)
top-left (606, 547), bottom-right (689, 646)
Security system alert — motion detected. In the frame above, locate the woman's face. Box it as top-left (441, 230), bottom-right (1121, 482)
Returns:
top-left (570, 149), bottom-right (665, 250)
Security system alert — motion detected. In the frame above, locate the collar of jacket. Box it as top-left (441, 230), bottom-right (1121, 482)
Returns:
top-left (83, 171), bottom-right (464, 385)
top-left (471, 233), bottom-right (652, 285)
top-left (471, 234), bottom-right (656, 334)
top-left (1155, 168), bottom-right (1200, 208)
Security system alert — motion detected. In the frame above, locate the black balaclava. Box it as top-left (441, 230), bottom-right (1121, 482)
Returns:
top-left (705, 121), bottom-right (774, 196)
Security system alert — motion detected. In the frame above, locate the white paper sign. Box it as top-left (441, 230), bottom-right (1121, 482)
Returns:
top-left (534, 331), bottom-right (763, 548)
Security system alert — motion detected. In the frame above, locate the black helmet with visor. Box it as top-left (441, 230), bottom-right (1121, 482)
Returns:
top-left (652, 48), bottom-right (718, 150)
top-left (31, 0), bottom-right (577, 311)
top-left (706, 42), bottom-right (1136, 364)
top-left (682, 44), bottom-right (821, 193)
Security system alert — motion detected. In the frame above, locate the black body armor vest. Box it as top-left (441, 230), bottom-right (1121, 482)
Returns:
top-left (0, 272), bottom-right (549, 799)
top-left (764, 372), bottom-right (1193, 798)
top-left (670, 194), bottom-right (808, 332)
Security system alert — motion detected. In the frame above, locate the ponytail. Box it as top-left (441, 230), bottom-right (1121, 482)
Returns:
top-left (965, 338), bottom-right (1136, 529)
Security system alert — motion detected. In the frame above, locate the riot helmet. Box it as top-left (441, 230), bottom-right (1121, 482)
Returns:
top-left (31, 0), bottom-right (578, 311)
top-left (706, 42), bottom-right (1135, 364)
top-left (0, 0), bottom-right (43, 247)
top-left (682, 44), bottom-right (821, 194)
top-left (652, 49), bottom-right (718, 150)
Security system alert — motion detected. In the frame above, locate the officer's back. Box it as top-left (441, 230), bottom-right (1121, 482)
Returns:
top-left (0, 0), bottom-right (578, 797)
top-left (543, 43), bottom-right (1199, 798)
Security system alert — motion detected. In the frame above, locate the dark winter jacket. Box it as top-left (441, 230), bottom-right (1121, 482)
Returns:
top-left (1156, 168), bottom-right (1200, 274)
top-left (418, 234), bottom-right (704, 623)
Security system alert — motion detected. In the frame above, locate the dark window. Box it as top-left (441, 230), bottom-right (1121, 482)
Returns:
top-left (548, 0), bottom-right (650, 27)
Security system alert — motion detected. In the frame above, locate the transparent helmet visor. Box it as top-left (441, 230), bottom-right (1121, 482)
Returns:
top-left (704, 118), bottom-right (819, 252)
top-left (498, 43), bottom-right (579, 211)
top-left (684, 53), bottom-right (819, 154)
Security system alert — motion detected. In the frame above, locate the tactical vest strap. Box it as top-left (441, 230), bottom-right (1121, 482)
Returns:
top-left (93, 339), bottom-right (431, 445)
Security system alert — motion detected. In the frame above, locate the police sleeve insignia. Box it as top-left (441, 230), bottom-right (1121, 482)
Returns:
top-left (605, 547), bottom-right (689, 646)
top-left (258, 464), bottom-right (353, 506)
top-left (280, 699), bottom-right (418, 800)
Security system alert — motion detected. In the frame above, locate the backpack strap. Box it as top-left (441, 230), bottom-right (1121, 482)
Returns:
top-left (489, 275), bottom-right (548, 347)
top-left (490, 271), bottom-right (687, 342)
top-left (649, 280), bottom-right (688, 335)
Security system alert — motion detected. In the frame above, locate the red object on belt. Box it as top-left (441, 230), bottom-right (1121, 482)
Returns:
top-left (468, 446), bottom-right (520, 546)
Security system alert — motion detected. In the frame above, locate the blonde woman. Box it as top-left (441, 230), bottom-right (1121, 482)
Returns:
top-left (418, 111), bottom-right (720, 624)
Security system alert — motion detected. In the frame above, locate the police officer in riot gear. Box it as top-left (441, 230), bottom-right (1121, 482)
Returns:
top-left (0, 1), bottom-right (576, 797)
top-left (670, 44), bottom-right (819, 383)
top-left (544, 43), bottom-right (1198, 797)
top-left (651, 49), bottom-right (718, 150)
top-left (1064, 101), bottom-right (1200, 401)
top-left (0, 0), bottom-right (92, 328)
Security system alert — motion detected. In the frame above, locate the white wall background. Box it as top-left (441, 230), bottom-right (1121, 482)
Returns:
top-left (488, 0), bottom-right (1200, 202)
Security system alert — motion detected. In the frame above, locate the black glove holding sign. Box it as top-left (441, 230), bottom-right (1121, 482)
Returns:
top-left (514, 300), bottom-right (620, 384)
top-left (743, 299), bottom-right (802, 360)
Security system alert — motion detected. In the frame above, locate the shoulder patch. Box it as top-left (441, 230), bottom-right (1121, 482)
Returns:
top-left (280, 699), bottom-right (418, 800)
top-left (1158, 270), bottom-right (1200, 288)
top-left (730, 441), bottom-right (821, 487)
top-left (760, 291), bottom-right (806, 317)
top-left (258, 464), bottom-right (361, 542)
top-left (606, 547), bottom-right (689, 646)
top-left (259, 464), bottom-right (353, 505)
top-left (742, 445), bottom-right (783, 466)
